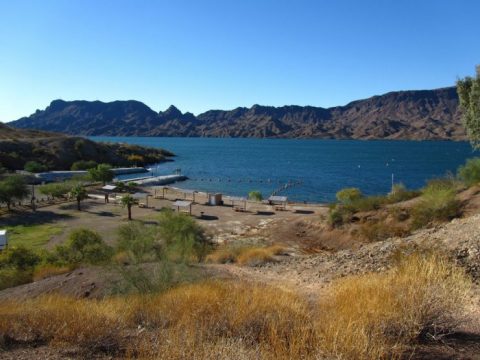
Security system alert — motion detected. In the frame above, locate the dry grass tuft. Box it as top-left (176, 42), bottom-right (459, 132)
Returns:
top-left (206, 244), bottom-right (288, 266)
top-left (33, 265), bottom-right (72, 281)
top-left (0, 296), bottom-right (125, 355)
top-left (316, 251), bottom-right (471, 359)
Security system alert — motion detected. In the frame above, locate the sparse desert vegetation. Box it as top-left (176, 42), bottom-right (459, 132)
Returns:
top-left (0, 251), bottom-right (472, 359)
top-left (0, 158), bottom-right (480, 358)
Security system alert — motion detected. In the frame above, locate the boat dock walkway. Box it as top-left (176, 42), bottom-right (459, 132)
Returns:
top-left (119, 174), bottom-right (187, 186)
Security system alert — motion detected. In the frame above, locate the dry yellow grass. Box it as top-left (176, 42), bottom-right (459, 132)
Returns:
top-left (33, 265), bottom-right (72, 281)
top-left (316, 251), bottom-right (471, 359)
top-left (0, 251), bottom-right (471, 359)
top-left (206, 244), bottom-right (288, 266)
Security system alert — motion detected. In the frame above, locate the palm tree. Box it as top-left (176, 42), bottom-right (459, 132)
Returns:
top-left (121, 194), bottom-right (137, 220)
top-left (70, 183), bottom-right (88, 211)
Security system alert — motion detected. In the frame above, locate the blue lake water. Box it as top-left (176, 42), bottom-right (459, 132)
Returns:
top-left (91, 137), bottom-right (479, 203)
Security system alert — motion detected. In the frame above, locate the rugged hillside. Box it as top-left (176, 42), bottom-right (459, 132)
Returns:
top-left (0, 124), bottom-right (173, 170)
top-left (8, 87), bottom-right (464, 140)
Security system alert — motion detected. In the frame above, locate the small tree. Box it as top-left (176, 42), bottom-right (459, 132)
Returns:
top-left (121, 194), bottom-right (137, 220)
top-left (457, 65), bottom-right (480, 149)
top-left (70, 183), bottom-right (88, 211)
top-left (336, 187), bottom-right (363, 204)
top-left (88, 163), bottom-right (114, 185)
top-left (24, 161), bottom-right (47, 173)
top-left (248, 190), bottom-right (263, 201)
top-left (0, 175), bottom-right (30, 210)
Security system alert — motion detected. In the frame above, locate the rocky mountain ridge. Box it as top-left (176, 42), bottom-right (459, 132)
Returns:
top-left (8, 86), bottom-right (464, 140)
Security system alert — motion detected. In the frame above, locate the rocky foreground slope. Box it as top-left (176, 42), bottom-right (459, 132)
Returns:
top-left (9, 87), bottom-right (464, 140)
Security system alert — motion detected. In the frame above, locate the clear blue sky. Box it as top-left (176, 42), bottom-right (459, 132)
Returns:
top-left (1, 0), bottom-right (479, 122)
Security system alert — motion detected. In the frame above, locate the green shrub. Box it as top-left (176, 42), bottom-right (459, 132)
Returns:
top-left (0, 268), bottom-right (33, 290)
top-left (24, 161), bottom-right (47, 173)
top-left (116, 222), bottom-right (163, 263)
top-left (55, 229), bottom-right (113, 265)
top-left (411, 186), bottom-right (462, 229)
top-left (346, 195), bottom-right (386, 212)
top-left (0, 246), bottom-right (41, 271)
top-left (71, 160), bottom-right (97, 171)
top-left (328, 206), bottom-right (349, 227)
top-left (248, 191), bottom-right (263, 201)
top-left (458, 157), bottom-right (480, 187)
top-left (158, 211), bottom-right (210, 263)
top-left (336, 188), bottom-right (362, 204)
top-left (388, 183), bottom-right (420, 203)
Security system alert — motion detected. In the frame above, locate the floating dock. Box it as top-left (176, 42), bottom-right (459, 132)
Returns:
top-left (119, 174), bottom-right (187, 186)
top-left (34, 167), bottom-right (148, 183)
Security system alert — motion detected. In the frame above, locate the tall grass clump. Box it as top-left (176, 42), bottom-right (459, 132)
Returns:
top-left (317, 251), bottom-right (470, 359)
top-left (411, 179), bottom-right (462, 229)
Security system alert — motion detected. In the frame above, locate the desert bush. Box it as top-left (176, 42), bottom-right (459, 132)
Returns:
top-left (116, 222), bottom-right (163, 263)
top-left (114, 262), bottom-right (176, 295)
top-left (317, 251), bottom-right (471, 359)
top-left (158, 210), bottom-right (210, 263)
top-left (54, 229), bottom-right (113, 265)
top-left (411, 183), bottom-right (461, 229)
top-left (457, 157), bottom-right (480, 186)
top-left (336, 187), bottom-right (362, 204)
top-left (388, 183), bottom-right (420, 203)
top-left (327, 205), bottom-right (349, 227)
top-left (0, 246), bottom-right (41, 270)
top-left (0, 268), bottom-right (33, 290)
top-left (347, 195), bottom-right (386, 212)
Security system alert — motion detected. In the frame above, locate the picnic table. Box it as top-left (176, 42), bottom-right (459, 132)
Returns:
top-left (268, 195), bottom-right (288, 210)
top-left (172, 200), bottom-right (193, 215)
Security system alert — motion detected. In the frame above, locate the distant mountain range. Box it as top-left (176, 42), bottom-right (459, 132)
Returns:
top-left (8, 87), bottom-right (464, 140)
